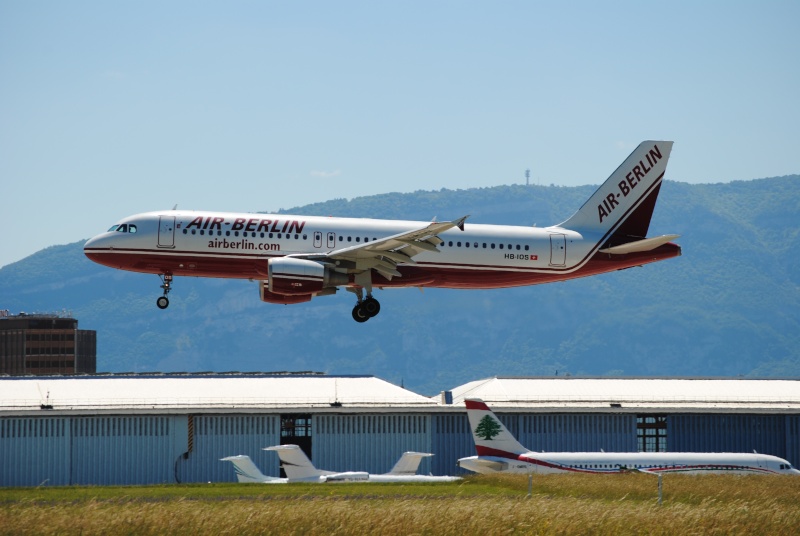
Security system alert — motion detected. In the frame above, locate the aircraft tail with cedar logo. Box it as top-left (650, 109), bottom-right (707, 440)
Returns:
top-left (465, 398), bottom-right (528, 456)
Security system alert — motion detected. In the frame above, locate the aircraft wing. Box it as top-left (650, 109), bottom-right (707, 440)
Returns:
top-left (296, 215), bottom-right (468, 281)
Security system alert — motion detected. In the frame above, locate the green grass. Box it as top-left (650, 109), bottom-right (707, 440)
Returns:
top-left (2, 474), bottom-right (800, 535)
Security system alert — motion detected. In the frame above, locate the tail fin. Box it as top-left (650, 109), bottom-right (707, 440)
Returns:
top-left (387, 452), bottom-right (433, 475)
top-left (264, 444), bottom-right (327, 480)
top-left (220, 455), bottom-right (276, 483)
top-left (559, 141), bottom-right (673, 248)
top-left (465, 398), bottom-right (529, 456)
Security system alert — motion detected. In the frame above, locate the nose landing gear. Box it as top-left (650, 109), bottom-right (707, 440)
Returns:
top-left (157, 274), bottom-right (173, 309)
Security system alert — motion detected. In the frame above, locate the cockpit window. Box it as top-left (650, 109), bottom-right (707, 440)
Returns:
top-left (111, 224), bottom-right (137, 233)
top-left (107, 225), bottom-right (119, 232)
top-left (118, 224), bottom-right (128, 232)
top-left (129, 224), bottom-right (137, 233)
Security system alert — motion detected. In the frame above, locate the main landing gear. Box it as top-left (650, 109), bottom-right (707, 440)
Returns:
top-left (156, 274), bottom-right (173, 309)
top-left (349, 287), bottom-right (381, 323)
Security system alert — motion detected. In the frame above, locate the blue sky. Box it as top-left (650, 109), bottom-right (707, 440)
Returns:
top-left (1, 1), bottom-right (798, 268)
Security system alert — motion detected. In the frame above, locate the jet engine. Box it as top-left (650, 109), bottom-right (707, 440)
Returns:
top-left (259, 258), bottom-right (348, 304)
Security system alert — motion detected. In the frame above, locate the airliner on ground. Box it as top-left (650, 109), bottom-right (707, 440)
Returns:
top-left (84, 141), bottom-right (680, 321)
top-left (457, 399), bottom-right (800, 475)
top-left (222, 445), bottom-right (459, 483)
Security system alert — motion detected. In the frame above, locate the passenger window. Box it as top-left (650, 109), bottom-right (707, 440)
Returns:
top-left (457, 241), bottom-right (461, 247)
top-left (499, 244), bottom-right (503, 249)
top-left (473, 242), bottom-right (478, 248)
top-left (491, 244), bottom-right (495, 249)
top-left (465, 242), bottom-right (470, 248)
top-left (448, 241), bottom-right (453, 247)
top-left (524, 245), bottom-right (529, 251)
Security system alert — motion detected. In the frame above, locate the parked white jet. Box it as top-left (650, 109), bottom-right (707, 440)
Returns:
top-left (84, 141), bottom-right (680, 321)
top-left (264, 444), bottom-right (460, 482)
top-left (458, 399), bottom-right (800, 475)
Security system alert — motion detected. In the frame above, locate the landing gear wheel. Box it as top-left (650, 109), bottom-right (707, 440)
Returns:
top-left (157, 273), bottom-right (173, 310)
top-left (352, 304), bottom-right (369, 323)
top-left (362, 297), bottom-right (381, 318)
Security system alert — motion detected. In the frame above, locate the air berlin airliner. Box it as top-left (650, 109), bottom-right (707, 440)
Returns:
top-left (84, 141), bottom-right (681, 322)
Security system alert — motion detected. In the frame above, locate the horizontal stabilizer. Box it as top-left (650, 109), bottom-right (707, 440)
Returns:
top-left (598, 234), bottom-right (680, 255)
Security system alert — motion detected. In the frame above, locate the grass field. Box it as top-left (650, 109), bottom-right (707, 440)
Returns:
top-left (2, 474), bottom-right (800, 535)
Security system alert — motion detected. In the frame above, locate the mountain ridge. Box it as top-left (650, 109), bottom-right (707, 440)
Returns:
top-left (1, 176), bottom-right (798, 395)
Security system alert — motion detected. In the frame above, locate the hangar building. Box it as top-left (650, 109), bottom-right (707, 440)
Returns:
top-left (1, 374), bottom-right (799, 486)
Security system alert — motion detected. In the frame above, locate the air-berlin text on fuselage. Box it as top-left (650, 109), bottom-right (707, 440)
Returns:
top-left (597, 144), bottom-right (663, 223)
top-left (184, 216), bottom-right (306, 234)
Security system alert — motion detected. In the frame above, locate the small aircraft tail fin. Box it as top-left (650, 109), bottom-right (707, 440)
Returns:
top-left (465, 398), bottom-right (529, 456)
top-left (558, 141), bottom-right (674, 248)
top-left (264, 444), bottom-right (326, 480)
top-left (220, 455), bottom-right (275, 483)
top-left (387, 452), bottom-right (433, 475)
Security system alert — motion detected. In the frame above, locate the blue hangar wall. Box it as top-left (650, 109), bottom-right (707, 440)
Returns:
top-left (2, 411), bottom-right (799, 486)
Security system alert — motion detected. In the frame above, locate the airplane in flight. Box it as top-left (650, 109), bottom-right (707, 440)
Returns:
top-left (458, 399), bottom-right (800, 475)
top-left (84, 141), bottom-right (680, 322)
top-left (222, 445), bottom-right (460, 483)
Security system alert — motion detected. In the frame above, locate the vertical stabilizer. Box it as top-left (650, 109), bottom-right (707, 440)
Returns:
top-left (387, 452), bottom-right (433, 475)
top-left (465, 399), bottom-right (529, 456)
top-left (264, 444), bottom-right (327, 480)
top-left (558, 141), bottom-right (673, 245)
top-left (220, 455), bottom-right (276, 483)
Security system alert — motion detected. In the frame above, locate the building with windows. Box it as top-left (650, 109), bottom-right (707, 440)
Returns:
top-left (0, 312), bottom-right (96, 375)
top-left (1, 374), bottom-right (798, 486)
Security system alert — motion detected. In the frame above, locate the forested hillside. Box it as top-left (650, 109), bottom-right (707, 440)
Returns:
top-left (2, 177), bottom-right (798, 395)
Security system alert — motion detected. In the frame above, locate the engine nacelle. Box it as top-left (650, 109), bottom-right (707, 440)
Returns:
top-left (265, 258), bottom-right (348, 297)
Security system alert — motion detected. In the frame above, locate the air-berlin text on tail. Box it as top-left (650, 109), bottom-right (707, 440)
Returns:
top-left (184, 216), bottom-right (306, 234)
top-left (597, 144), bottom-right (663, 223)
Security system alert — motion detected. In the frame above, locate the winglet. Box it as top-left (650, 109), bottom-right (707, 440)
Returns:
top-left (455, 215), bottom-right (468, 231)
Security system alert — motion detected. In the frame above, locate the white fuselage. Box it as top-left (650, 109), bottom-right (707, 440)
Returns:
top-left (458, 451), bottom-right (800, 475)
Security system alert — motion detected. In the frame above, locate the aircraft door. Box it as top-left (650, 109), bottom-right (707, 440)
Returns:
top-left (549, 233), bottom-right (566, 266)
top-left (158, 216), bottom-right (176, 248)
top-left (313, 232), bottom-right (322, 248)
top-left (327, 232), bottom-right (336, 249)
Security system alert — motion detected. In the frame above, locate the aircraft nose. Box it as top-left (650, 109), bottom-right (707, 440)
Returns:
top-left (84, 234), bottom-right (115, 265)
